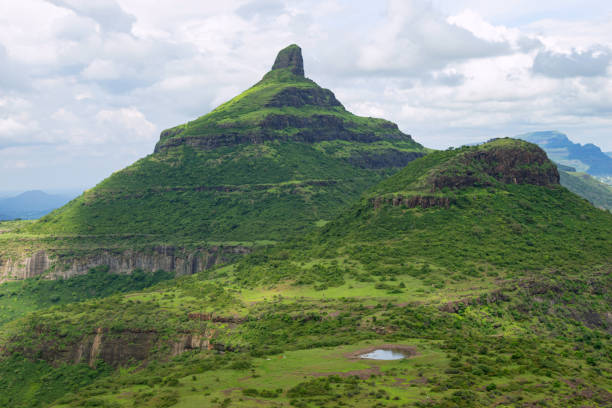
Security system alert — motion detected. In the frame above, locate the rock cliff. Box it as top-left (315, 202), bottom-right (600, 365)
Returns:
top-left (430, 141), bottom-right (560, 191)
top-left (371, 195), bottom-right (451, 209)
top-left (5, 326), bottom-right (216, 368)
top-left (0, 245), bottom-right (250, 282)
top-left (271, 44), bottom-right (305, 76)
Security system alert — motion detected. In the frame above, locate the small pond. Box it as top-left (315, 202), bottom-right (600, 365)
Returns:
top-left (359, 349), bottom-right (406, 360)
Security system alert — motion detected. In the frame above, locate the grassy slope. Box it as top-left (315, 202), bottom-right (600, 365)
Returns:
top-left (0, 266), bottom-right (174, 326)
top-left (2, 140), bottom-right (611, 408)
top-left (24, 143), bottom-right (380, 240)
top-left (158, 68), bottom-right (405, 143)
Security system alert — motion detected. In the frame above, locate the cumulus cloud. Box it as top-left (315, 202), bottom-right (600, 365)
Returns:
top-left (447, 9), bottom-right (543, 52)
top-left (532, 47), bottom-right (612, 78)
top-left (0, 44), bottom-right (29, 91)
top-left (357, 1), bottom-right (511, 75)
top-left (0, 114), bottom-right (46, 149)
top-left (421, 70), bottom-right (466, 86)
top-left (45, 0), bottom-right (136, 33)
top-left (75, 32), bottom-right (197, 93)
top-left (95, 107), bottom-right (156, 143)
top-left (0, 117), bottom-right (29, 142)
top-left (82, 59), bottom-right (122, 80)
top-left (236, 0), bottom-right (286, 20)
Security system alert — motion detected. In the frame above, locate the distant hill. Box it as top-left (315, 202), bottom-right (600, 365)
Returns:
top-left (558, 169), bottom-right (612, 210)
top-left (552, 163), bottom-right (612, 210)
top-left (517, 131), bottom-right (612, 176)
top-left (0, 190), bottom-right (75, 220)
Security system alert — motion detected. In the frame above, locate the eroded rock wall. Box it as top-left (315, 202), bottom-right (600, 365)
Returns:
top-left (154, 115), bottom-right (409, 153)
top-left (0, 245), bottom-right (250, 282)
top-left (371, 195), bottom-right (451, 210)
top-left (9, 327), bottom-right (214, 368)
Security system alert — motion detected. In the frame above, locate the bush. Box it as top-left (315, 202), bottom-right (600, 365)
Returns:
top-left (287, 378), bottom-right (332, 398)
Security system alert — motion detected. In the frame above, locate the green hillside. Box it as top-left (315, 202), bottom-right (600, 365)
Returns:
top-left (2, 139), bottom-right (610, 408)
top-left (18, 45), bottom-right (424, 245)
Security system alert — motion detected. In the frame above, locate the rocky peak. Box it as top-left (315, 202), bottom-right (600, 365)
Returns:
top-left (271, 44), bottom-right (304, 76)
top-left (430, 140), bottom-right (560, 191)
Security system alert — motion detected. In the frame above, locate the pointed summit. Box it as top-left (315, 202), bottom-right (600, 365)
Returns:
top-left (271, 44), bottom-right (304, 76)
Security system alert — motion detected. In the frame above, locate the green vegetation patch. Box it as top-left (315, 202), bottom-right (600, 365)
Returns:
top-left (0, 266), bottom-right (174, 325)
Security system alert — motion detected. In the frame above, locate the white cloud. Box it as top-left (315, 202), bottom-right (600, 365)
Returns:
top-left (95, 107), bottom-right (156, 143)
top-left (0, 44), bottom-right (29, 90)
top-left (45, 0), bottom-right (136, 33)
top-left (82, 59), bottom-right (122, 80)
top-left (0, 117), bottom-right (29, 137)
top-left (357, 0), bottom-right (511, 75)
top-left (533, 47), bottom-right (612, 78)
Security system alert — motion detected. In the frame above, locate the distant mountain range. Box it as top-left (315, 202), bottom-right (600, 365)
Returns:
top-left (517, 131), bottom-right (612, 177)
top-left (0, 190), bottom-right (76, 220)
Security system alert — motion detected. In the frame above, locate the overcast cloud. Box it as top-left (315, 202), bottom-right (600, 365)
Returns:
top-left (0, 0), bottom-right (611, 191)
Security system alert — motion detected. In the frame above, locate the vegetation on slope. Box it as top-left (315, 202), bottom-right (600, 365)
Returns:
top-left (0, 266), bottom-right (174, 325)
top-left (23, 143), bottom-right (387, 241)
top-left (1, 139), bottom-right (610, 408)
top-left (232, 140), bottom-right (608, 289)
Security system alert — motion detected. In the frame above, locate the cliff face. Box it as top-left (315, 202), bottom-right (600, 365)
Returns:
top-left (271, 44), bottom-right (305, 76)
top-left (0, 245), bottom-right (250, 282)
top-left (5, 326), bottom-right (216, 368)
top-left (371, 195), bottom-right (451, 210)
top-left (154, 108), bottom-right (410, 154)
top-left (154, 113), bottom-right (405, 154)
top-left (265, 86), bottom-right (341, 108)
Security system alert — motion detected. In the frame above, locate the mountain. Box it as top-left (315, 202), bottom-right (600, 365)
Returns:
top-left (0, 190), bottom-right (75, 220)
top-left (517, 130), bottom-right (612, 176)
top-left (0, 45), bottom-right (426, 280)
top-left (2, 139), bottom-right (610, 408)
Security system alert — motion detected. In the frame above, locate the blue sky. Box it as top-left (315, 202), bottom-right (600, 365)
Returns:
top-left (1, 0), bottom-right (611, 191)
